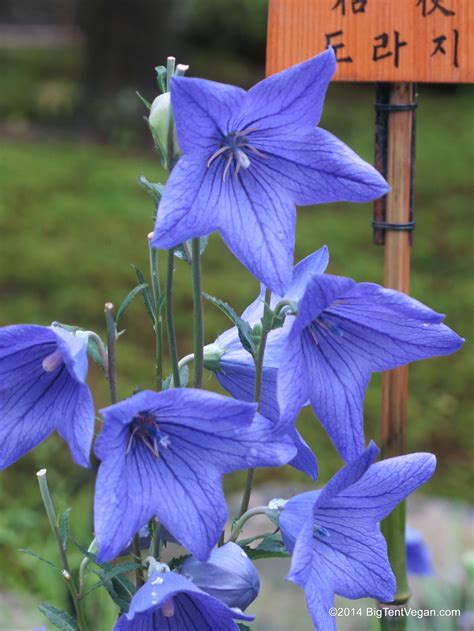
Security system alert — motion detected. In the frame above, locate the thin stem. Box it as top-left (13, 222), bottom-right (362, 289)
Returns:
top-left (178, 353), bottom-right (195, 371)
top-left (191, 238), bottom-right (204, 388)
top-left (239, 288), bottom-right (272, 517)
top-left (104, 303), bottom-right (118, 404)
top-left (229, 506), bottom-right (268, 542)
top-left (36, 470), bottom-right (88, 631)
top-left (132, 535), bottom-right (145, 589)
top-left (166, 249), bottom-right (180, 387)
top-left (150, 519), bottom-right (162, 560)
top-left (78, 538), bottom-right (97, 596)
top-left (149, 244), bottom-right (163, 390)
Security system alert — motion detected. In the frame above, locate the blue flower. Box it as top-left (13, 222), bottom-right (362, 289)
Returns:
top-left (114, 569), bottom-right (253, 630)
top-left (207, 246), bottom-right (330, 480)
top-left (406, 525), bottom-right (433, 576)
top-left (0, 325), bottom-right (94, 469)
top-left (278, 270), bottom-right (464, 462)
top-left (150, 48), bottom-right (389, 294)
top-left (181, 542), bottom-right (260, 611)
top-left (94, 388), bottom-right (296, 562)
top-left (279, 442), bottom-right (436, 631)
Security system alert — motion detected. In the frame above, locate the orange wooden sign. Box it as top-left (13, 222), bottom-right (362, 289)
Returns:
top-left (267, 0), bottom-right (473, 82)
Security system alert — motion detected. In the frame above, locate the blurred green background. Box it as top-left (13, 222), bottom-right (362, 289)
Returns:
top-left (0, 0), bottom-right (472, 629)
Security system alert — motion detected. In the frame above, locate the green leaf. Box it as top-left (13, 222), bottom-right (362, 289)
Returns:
top-left (168, 554), bottom-right (191, 571)
top-left (162, 365), bottom-right (189, 390)
top-left (136, 91), bottom-right (151, 111)
top-left (38, 603), bottom-right (79, 631)
top-left (203, 293), bottom-right (256, 357)
top-left (174, 236), bottom-right (209, 263)
top-left (139, 175), bottom-right (164, 205)
top-left (155, 65), bottom-right (167, 93)
top-left (96, 570), bottom-right (134, 613)
top-left (82, 562), bottom-right (145, 598)
top-left (241, 533), bottom-right (290, 560)
top-left (59, 508), bottom-right (72, 549)
top-left (18, 548), bottom-right (58, 570)
top-left (238, 624), bottom-right (253, 631)
top-left (132, 265), bottom-right (156, 325)
top-left (115, 283), bottom-right (149, 325)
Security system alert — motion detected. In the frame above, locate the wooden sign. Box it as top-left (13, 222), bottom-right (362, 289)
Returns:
top-left (267, 0), bottom-right (473, 82)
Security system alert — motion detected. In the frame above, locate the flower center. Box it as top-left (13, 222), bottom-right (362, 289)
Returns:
top-left (207, 127), bottom-right (266, 182)
top-left (307, 316), bottom-right (343, 346)
top-left (42, 348), bottom-right (64, 373)
top-left (126, 410), bottom-right (170, 459)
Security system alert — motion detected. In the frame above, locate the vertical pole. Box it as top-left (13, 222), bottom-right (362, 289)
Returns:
top-left (378, 83), bottom-right (416, 622)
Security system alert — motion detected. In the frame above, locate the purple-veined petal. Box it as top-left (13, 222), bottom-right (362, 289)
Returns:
top-left (287, 426), bottom-right (318, 481)
top-left (231, 48), bottom-right (336, 137)
top-left (324, 283), bottom-right (464, 372)
top-left (56, 382), bottom-right (94, 468)
top-left (280, 490), bottom-right (320, 553)
top-left (151, 154), bottom-right (221, 250)
top-left (277, 330), bottom-right (309, 427)
top-left (114, 571), bottom-right (253, 630)
top-left (51, 326), bottom-right (89, 383)
top-left (254, 128), bottom-right (389, 205)
top-left (217, 166), bottom-right (296, 295)
top-left (285, 245), bottom-right (330, 302)
top-left (170, 76), bottom-right (245, 153)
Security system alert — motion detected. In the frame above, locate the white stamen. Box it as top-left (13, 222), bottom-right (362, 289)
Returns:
top-left (161, 598), bottom-right (175, 618)
top-left (42, 349), bottom-right (64, 373)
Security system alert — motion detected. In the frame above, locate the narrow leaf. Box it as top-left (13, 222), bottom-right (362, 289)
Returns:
top-left (38, 603), bottom-right (79, 631)
top-left (18, 548), bottom-right (58, 570)
top-left (115, 283), bottom-right (149, 324)
top-left (82, 562), bottom-right (145, 598)
top-left (132, 265), bottom-right (156, 324)
top-left (203, 293), bottom-right (256, 357)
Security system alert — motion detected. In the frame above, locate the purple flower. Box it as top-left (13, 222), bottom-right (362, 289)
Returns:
top-left (279, 442), bottom-right (436, 631)
top-left (114, 569), bottom-right (253, 630)
top-left (207, 246), bottom-right (330, 480)
top-left (406, 525), bottom-right (433, 576)
top-left (0, 325), bottom-right (94, 469)
top-left (278, 271), bottom-right (464, 462)
top-left (150, 48), bottom-right (389, 294)
top-left (94, 388), bottom-right (296, 562)
top-left (181, 542), bottom-right (260, 611)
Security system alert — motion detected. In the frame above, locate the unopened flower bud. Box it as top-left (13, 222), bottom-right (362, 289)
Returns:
top-left (181, 542), bottom-right (259, 611)
top-left (203, 343), bottom-right (226, 373)
top-left (148, 92), bottom-right (180, 164)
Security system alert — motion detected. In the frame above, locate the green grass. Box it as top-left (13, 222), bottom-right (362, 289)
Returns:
top-left (0, 50), bottom-right (473, 626)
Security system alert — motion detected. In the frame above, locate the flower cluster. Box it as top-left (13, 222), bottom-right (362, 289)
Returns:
top-left (0, 49), bottom-right (463, 631)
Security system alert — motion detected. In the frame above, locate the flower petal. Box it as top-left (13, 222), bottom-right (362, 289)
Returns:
top-left (254, 128), bottom-right (389, 205)
top-left (56, 382), bottom-right (94, 468)
top-left (171, 75), bottom-right (245, 153)
top-left (217, 168), bottom-right (296, 294)
top-left (285, 245), bottom-right (330, 301)
top-left (151, 154), bottom-right (221, 249)
top-left (232, 48), bottom-right (336, 136)
top-left (51, 327), bottom-right (89, 383)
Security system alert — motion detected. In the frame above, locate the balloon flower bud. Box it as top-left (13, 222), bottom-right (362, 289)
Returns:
top-left (181, 542), bottom-right (260, 611)
top-left (148, 92), bottom-right (180, 165)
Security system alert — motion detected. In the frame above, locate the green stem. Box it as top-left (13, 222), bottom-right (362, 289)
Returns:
top-left (36, 470), bottom-right (88, 631)
top-left (191, 238), bottom-right (204, 388)
top-left (104, 303), bottom-right (118, 404)
top-left (132, 535), bottom-right (145, 589)
top-left (150, 519), bottom-right (162, 560)
top-left (149, 244), bottom-right (163, 390)
top-left (229, 506), bottom-right (268, 542)
top-left (166, 249), bottom-right (180, 387)
top-left (238, 288), bottom-right (272, 517)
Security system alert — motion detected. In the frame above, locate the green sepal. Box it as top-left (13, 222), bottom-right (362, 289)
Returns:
top-left (238, 624), bottom-right (253, 630)
top-left (38, 603), bottom-right (79, 631)
top-left (240, 533), bottom-right (290, 560)
top-left (155, 65), bottom-right (168, 93)
top-left (203, 293), bottom-right (256, 357)
top-left (174, 236), bottom-right (209, 263)
top-left (139, 175), bottom-right (164, 206)
top-left (168, 553), bottom-right (191, 572)
top-left (136, 91), bottom-right (151, 110)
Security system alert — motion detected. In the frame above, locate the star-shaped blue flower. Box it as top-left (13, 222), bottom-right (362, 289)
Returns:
top-left (150, 48), bottom-right (389, 294)
top-left (0, 324), bottom-right (94, 469)
top-left (207, 246), bottom-right (330, 480)
top-left (278, 268), bottom-right (464, 462)
top-left (279, 442), bottom-right (436, 631)
top-left (114, 569), bottom-right (253, 630)
top-left (94, 388), bottom-right (296, 562)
